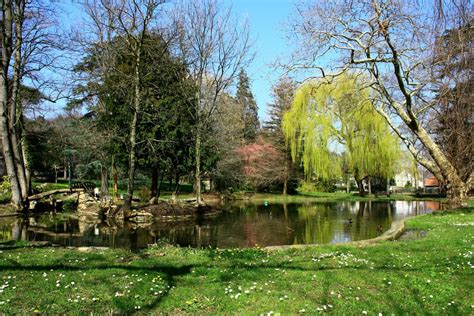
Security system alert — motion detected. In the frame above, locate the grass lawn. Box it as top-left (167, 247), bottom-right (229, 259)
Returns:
top-left (0, 205), bottom-right (472, 314)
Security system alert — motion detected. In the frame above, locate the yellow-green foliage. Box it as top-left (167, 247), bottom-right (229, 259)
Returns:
top-left (283, 74), bottom-right (400, 181)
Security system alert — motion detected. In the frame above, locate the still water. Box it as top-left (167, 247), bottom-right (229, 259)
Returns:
top-left (0, 200), bottom-right (439, 250)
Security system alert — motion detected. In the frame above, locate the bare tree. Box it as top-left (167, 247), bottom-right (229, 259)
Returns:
top-left (173, 0), bottom-right (252, 205)
top-left (289, 0), bottom-right (472, 207)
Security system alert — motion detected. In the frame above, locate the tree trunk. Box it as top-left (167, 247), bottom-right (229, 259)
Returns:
top-left (368, 177), bottom-right (372, 195)
top-left (100, 164), bottom-right (108, 201)
top-left (112, 155), bottom-right (118, 202)
top-left (0, 1), bottom-right (22, 209)
top-left (10, 6), bottom-right (27, 201)
top-left (123, 51), bottom-right (141, 218)
top-left (283, 179), bottom-right (287, 195)
top-left (415, 127), bottom-right (467, 207)
top-left (0, 90), bottom-right (21, 208)
top-left (346, 176), bottom-right (350, 193)
top-left (54, 165), bottom-right (57, 184)
top-left (9, 125), bottom-right (26, 198)
top-left (168, 175), bottom-right (173, 191)
top-left (354, 169), bottom-right (366, 196)
top-left (150, 167), bottom-right (159, 198)
top-left (374, 36), bottom-right (468, 207)
top-left (157, 173), bottom-right (163, 199)
top-left (171, 172), bottom-right (180, 202)
top-left (355, 177), bottom-right (365, 196)
top-left (68, 155), bottom-right (72, 190)
top-left (21, 136), bottom-right (31, 195)
top-left (195, 127), bottom-right (203, 205)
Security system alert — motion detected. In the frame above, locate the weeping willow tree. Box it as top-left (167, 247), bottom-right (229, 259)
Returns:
top-left (283, 74), bottom-right (400, 195)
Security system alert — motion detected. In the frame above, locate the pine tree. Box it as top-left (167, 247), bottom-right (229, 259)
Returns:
top-left (236, 69), bottom-right (259, 143)
top-left (263, 76), bottom-right (296, 148)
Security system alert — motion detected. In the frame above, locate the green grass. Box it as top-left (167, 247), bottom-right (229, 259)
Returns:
top-left (0, 205), bottom-right (473, 314)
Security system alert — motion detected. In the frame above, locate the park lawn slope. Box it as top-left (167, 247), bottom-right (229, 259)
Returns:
top-left (0, 207), bottom-right (472, 314)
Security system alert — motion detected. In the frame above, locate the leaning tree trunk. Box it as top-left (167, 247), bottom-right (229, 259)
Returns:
top-left (415, 127), bottom-right (467, 207)
top-left (374, 30), bottom-right (469, 208)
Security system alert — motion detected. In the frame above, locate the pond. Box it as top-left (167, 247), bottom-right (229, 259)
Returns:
top-left (0, 200), bottom-right (440, 250)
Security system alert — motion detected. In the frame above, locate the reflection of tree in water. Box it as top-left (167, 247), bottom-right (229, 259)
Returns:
top-left (291, 201), bottom-right (400, 244)
top-left (1, 200), bottom-right (440, 249)
top-left (211, 203), bottom-right (296, 247)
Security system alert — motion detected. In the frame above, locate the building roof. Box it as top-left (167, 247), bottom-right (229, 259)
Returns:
top-left (424, 176), bottom-right (440, 187)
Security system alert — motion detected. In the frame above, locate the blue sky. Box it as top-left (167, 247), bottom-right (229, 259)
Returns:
top-left (230, 0), bottom-right (295, 122)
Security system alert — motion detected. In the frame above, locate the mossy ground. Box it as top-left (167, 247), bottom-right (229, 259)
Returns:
top-left (0, 204), bottom-right (472, 314)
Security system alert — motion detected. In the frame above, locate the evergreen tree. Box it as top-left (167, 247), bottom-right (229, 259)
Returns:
top-left (236, 69), bottom-right (259, 143)
top-left (262, 76), bottom-right (298, 194)
top-left (263, 76), bottom-right (296, 147)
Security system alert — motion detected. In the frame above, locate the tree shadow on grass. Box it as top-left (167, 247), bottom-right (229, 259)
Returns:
top-left (0, 259), bottom-right (195, 313)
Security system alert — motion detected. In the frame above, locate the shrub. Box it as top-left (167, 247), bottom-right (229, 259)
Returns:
top-left (62, 199), bottom-right (77, 212)
top-left (0, 175), bottom-right (11, 194)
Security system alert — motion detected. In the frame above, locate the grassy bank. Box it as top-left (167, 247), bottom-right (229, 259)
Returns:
top-left (0, 205), bottom-right (472, 314)
top-left (240, 191), bottom-right (445, 204)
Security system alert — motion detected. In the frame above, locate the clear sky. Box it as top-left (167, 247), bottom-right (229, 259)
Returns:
top-left (230, 0), bottom-right (295, 122)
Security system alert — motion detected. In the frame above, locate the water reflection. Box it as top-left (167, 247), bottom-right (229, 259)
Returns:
top-left (0, 200), bottom-right (439, 250)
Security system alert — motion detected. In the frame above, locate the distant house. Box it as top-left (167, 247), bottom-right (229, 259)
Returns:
top-left (423, 176), bottom-right (440, 188)
top-left (421, 176), bottom-right (442, 194)
top-left (394, 170), bottom-right (421, 188)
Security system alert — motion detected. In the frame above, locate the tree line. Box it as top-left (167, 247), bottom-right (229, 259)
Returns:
top-left (0, 0), bottom-right (471, 212)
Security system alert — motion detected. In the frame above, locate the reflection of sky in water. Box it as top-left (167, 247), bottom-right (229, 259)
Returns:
top-left (0, 200), bottom-right (440, 249)
top-left (331, 231), bottom-right (352, 244)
